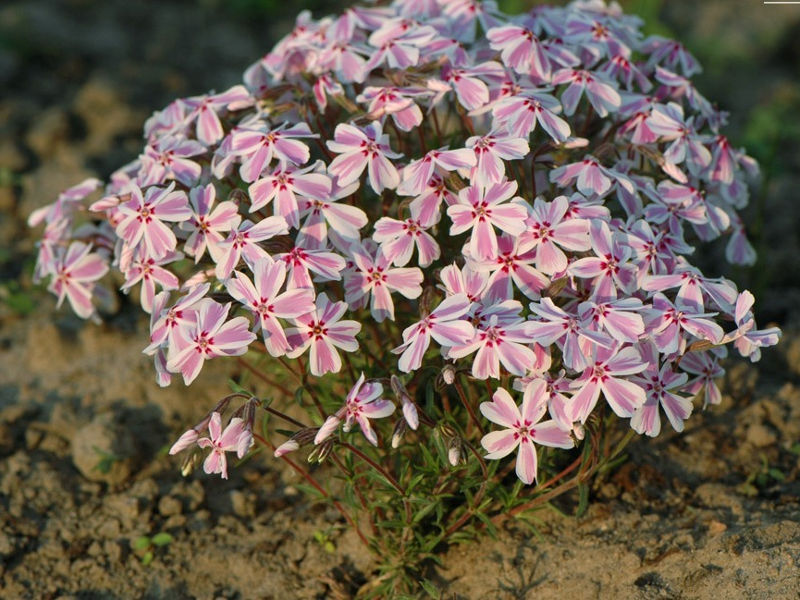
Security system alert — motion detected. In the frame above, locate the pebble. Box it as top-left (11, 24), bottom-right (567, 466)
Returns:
top-left (745, 423), bottom-right (777, 448)
top-left (158, 495), bottom-right (182, 517)
top-left (71, 414), bottom-right (136, 486)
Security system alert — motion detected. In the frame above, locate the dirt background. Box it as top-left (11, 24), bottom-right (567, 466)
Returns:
top-left (1, 0), bottom-right (800, 598)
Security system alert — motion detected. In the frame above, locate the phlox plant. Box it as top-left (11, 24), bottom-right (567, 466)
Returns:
top-left (29, 0), bottom-right (781, 593)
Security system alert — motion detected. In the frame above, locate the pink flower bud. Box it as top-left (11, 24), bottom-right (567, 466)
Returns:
top-left (314, 415), bottom-right (342, 445)
top-left (273, 439), bottom-right (299, 458)
top-left (169, 429), bottom-right (199, 455)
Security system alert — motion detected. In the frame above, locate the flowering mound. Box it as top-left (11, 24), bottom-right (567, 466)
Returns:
top-left (31, 0), bottom-right (780, 520)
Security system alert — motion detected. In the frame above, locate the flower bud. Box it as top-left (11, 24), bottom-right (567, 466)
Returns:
top-left (441, 364), bottom-right (456, 385)
top-left (447, 437), bottom-right (463, 467)
top-left (169, 429), bottom-right (199, 455)
top-left (391, 419), bottom-right (407, 449)
top-left (314, 415), bottom-right (341, 445)
top-left (308, 439), bottom-right (334, 464)
top-left (273, 439), bottom-right (299, 458)
top-left (180, 451), bottom-right (202, 477)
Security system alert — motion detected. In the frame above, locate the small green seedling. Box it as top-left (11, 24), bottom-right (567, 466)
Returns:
top-left (132, 532), bottom-right (173, 565)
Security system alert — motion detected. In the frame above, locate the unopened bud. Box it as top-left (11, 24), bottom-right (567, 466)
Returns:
top-left (391, 419), bottom-right (407, 449)
top-left (169, 429), bottom-right (199, 455)
top-left (447, 437), bottom-right (463, 467)
top-left (273, 439), bottom-right (299, 458)
top-left (180, 451), bottom-right (202, 477)
top-left (314, 415), bottom-right (342, 445)
top-left (308, 439), bottom-right (334, 464)
top-left (441, 364), bottom-right (456, 385)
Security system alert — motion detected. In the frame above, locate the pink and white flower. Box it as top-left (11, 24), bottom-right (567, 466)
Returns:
top-left (480, 386), bottom-right (573, 485)
top-left (286, 293), bottom-right (361, 376)
top-left (315, 373), bottom-right (395, 446)
top-left (326, 121), bottom-right (402, 194)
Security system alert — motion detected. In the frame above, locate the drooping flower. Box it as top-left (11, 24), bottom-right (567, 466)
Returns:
top-left (47, 242), bottom-right (109, 319)
top-left (196, 412), bottom-right (247, 479)
top-left (314, 373), bottom-right (395, 446)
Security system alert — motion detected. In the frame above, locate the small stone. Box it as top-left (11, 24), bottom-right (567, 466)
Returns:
top-left (97, 519), bottom-right (121, 539)
top-left (163, 514), bottom-right (186, 530)
top-left (708, 520), bottom-right (727, 536)
top-left (746, 423), bottom-right (777, 448)
top-left (24, 428), bottom-right (43, 449)
top-left (71, 414), bottom-right (136, 486)
top-left (105, 495), bottom-right (140, 525)
top-left (103, 540), bottom-right (123, 563)
top-left (87, 541), bottom-right (103, 557)
top-left (229, 490), bottom-right (254, 518)
top-left (158, 495), bottom-right (182, 517)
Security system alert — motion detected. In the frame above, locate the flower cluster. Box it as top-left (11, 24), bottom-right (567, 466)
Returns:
top-left (30, 0), bottom-right (779, 486)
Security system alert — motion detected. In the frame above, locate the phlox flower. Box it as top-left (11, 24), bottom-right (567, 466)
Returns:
top-left (465, 132), bottom-right (529, 187)
top-left (298, 180), bottom-right (367, 248)
top-left (225, 258), bottom-right (316, 357)
top-left (679, 350), bottom-right (724, 408)
top-left (248, 163), bottom-right (333, 228)
top-left (167, 299), bottom-right (256, 385)
top-left (480, 386), bottom-right (574, 485)
top-left (448, 301), bottom-right (536, 379)
top-left (357, 85), bottom-right (427, 132)
top-left (568, 220), bottom-right (637, 301)
top-left (326, 121), bottom-right (402, 194)
top-left (344, 244), bottom-right (423, 322)
top-left (139, 135), bottom-right (206, 187)
top-left (551, 68), bottom-right (621, 117)
top-left (232, 121), bottom-right (317, 182)
top-left (197, 412), bottom-right (246, 479)
top-left (145, 283), bottom-right (209, 355)
top-left (486, 25), bottom-right (550, 81)
top-left (630, 343), bottom-right (692, 437)
top-left (181, 183), bottom-right (241, 263)
top-left (183, 85), bottom-right (252, 146)
top-left (442, 62), bottom-right (505, 111)
top-left (469, 234), bottom-right (549, 302)
top-left (121, 250), bottom-right (182, 313)
top-left (115, 183), bottom-right (192, 260)
top-left (315, 373), bottom-right (395, 446)
top-left (277, 243), bottom-right (347, 289)
top-left (398, 147), bottom-right (476, 197)
top-left (439, 262), bottom-right (488, 303)
top-left (721, 291), bottom-right (781, 362)
top-left (569, 344), bottom-right (648, 423)
top-left (394, 293), bottom-right (475, 372)
top-left (286, 292), bottom-right (361, 376)
top-left (373, 202), bottom-right (441, 267)
top-left (364, 17), bottom-right (437, 71)
top-left (492, 91), bottom-right (571, 142)
top-left (406, 174), bottom-right (459, 229)
top-left (215, 216), bottom-right (289, 280)
top-left (47, 242), bottom-right (109, 319)
top-left (642, 266), bottom-right (737, 313)
top-left (447, 179), bottom-right (528, 261)
top-left (577, 298), bottom-right (645, 345)
top-left (644, 292), bottom-right (724, 356)
top-left (527, 297), bottom-right (614, 372)
top-left (521, 195), bottom-right (591, 275)
top-left (550, 156), bottom-right (615, 197)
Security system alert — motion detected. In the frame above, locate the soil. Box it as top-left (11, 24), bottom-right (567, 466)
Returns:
top-left (1, 1), bottom-right (799, 598)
